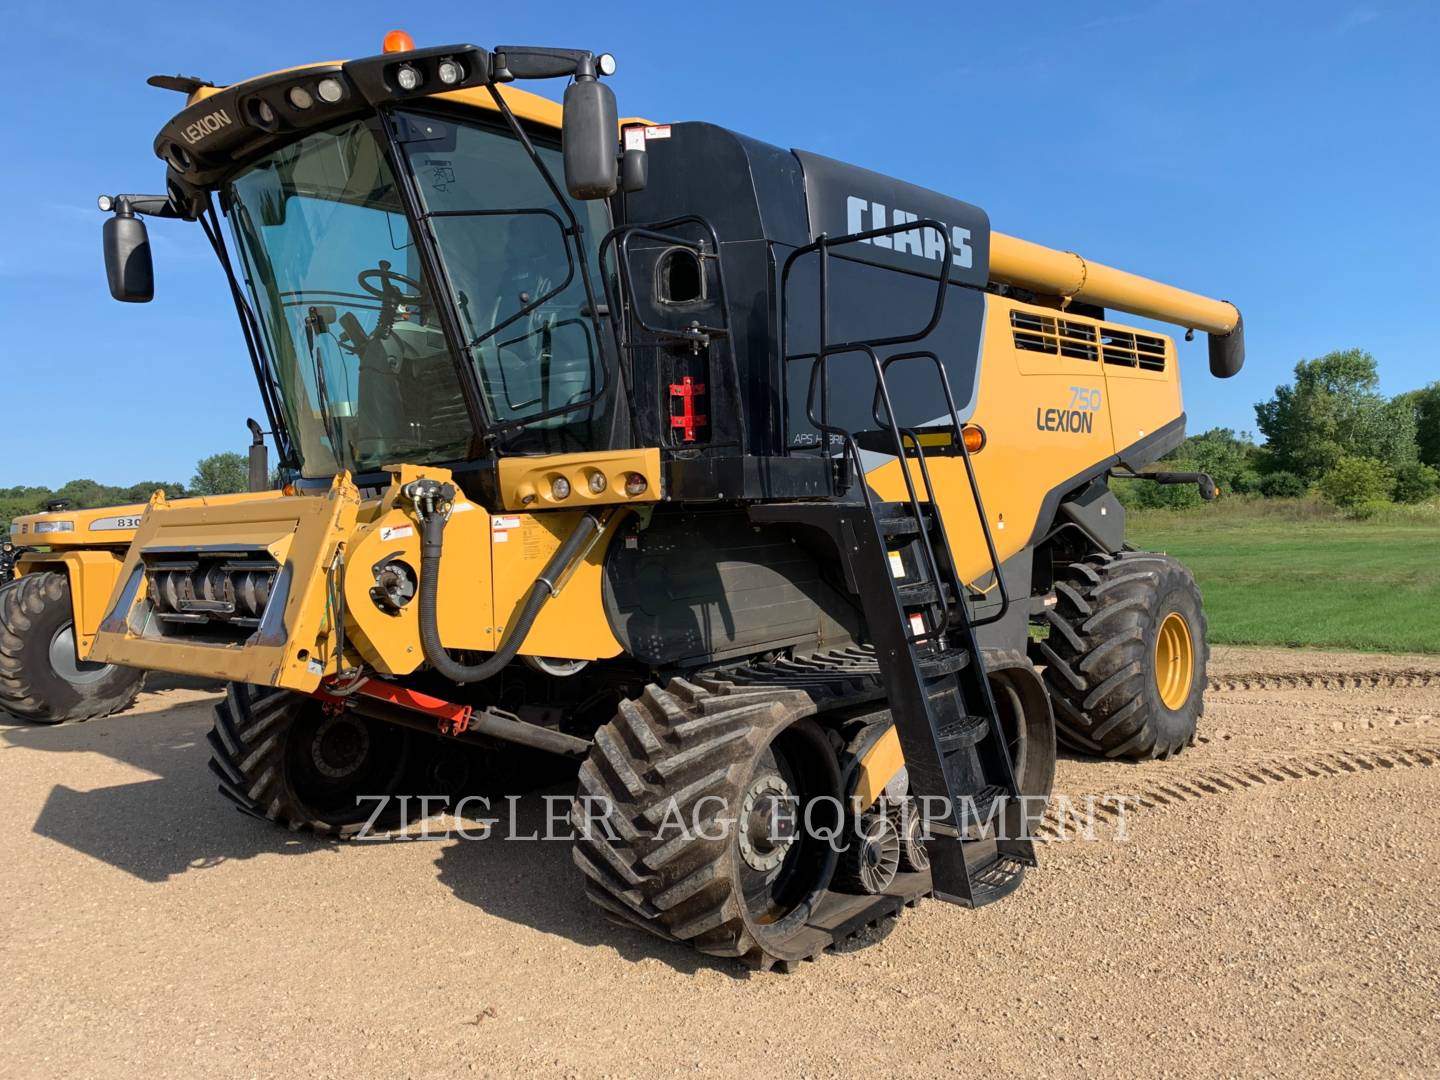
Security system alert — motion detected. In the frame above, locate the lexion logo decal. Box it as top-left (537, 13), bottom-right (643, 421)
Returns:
top-left (1037, 386), bottom-right (1102, 434)
top-left (845, 196), bottom-right (974, 269)
top-left (181, 108), bottom-right (233, 145)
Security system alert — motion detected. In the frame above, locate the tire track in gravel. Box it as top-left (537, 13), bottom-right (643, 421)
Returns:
top-left (1038, 740), bottom-right (1440, 839)
top-left (1208, 671), bottom-right (1440, 692)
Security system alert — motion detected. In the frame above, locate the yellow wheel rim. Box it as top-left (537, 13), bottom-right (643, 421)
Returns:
top-left (1154, 611), bottom-right (1194, 711)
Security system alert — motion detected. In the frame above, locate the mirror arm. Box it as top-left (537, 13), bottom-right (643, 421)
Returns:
top-left (99, 194), bottom-right (180, 220)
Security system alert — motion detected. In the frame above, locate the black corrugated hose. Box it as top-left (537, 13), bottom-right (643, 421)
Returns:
top-left (412, 482), bottom-right (601, 684)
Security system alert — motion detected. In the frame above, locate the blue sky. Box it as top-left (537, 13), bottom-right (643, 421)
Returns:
top-left (4, 0), bottom-right (1436, 487)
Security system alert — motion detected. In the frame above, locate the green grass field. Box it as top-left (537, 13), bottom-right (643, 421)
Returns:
top-left (1126, 500), bottom-right (1440, 654)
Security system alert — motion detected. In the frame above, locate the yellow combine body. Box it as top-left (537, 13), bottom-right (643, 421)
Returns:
top-left (84, 35), bottom-right (1244, 969)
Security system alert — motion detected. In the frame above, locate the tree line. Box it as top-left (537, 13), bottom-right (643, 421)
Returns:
top-left (6, 349), bottom-right (1437, 528)
top-left (1117, 349), bottom-right (1439, 515)
top-left (1, 452), bottom-right (252, 530)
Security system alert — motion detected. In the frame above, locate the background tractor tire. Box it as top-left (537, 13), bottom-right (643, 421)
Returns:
top-left (208, 683), bottom-right (416, 837)
top-left (0, 571), bottom-right (144, 724)
top-left (1035, 551), bottom-right (1207, 760)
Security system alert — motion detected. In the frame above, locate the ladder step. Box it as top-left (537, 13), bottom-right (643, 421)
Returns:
top-left (896, 580), bottom-right (952, 607)
top-left (964, 853), bottom-right (1027, 907)
top-left (915, 647), bottom-right (970, 678)
top-left (936, 714), bottom-right (989, 752)
top-left (874, 505), bottom-right (934, 538)
top-left (957, 784), bottom-right (1005, 824)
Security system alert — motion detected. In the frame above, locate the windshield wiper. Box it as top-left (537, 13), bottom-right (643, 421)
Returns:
top-left (304, 318), bottom-right (352, 474)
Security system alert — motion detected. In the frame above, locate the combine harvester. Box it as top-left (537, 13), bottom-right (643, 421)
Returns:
top-left (86, 31), bottom-right (1242, 969)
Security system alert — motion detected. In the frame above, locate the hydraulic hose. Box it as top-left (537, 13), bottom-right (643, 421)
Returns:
top-left (413, 484), bottom-right (601, 684)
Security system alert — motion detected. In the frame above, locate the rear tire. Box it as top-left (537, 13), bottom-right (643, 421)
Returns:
top-left (1035, 551), bottom-right (1207, 760)
top-left (208, 683), bottom-right (415, 837)
top-left (0, 571), bottom-right (144, 724)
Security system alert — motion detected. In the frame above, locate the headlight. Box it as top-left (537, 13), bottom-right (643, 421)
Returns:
top-left (436, 59), bottom-right (464, 85)
top-left (316, 77), bottom-right (345, 104)
top-left (33, 520), bottom-right (75, 534)
top-left (395, 64), bottom-right (422, 91)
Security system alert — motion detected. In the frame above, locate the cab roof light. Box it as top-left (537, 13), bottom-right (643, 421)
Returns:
top-left (383, 29), bottom-right (416, 53)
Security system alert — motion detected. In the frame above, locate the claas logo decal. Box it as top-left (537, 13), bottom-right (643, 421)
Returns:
top-left (1037, 386), bottom-right (1103, 434)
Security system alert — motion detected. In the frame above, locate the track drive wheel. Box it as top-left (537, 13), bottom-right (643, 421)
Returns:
top-left (1036, 550), bottom-right (1207, 760)
top-left (984, 649), bottom-right (1058, 830)
top-left (208, 683), bottom-right (415, 837)
top-left (573, 681), bottom-right (844, 971)
top-left (0, 571), bottom-right (144, 724)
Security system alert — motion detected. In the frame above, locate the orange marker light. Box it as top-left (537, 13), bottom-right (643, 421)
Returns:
top-left (961, 425), bottom-right (986, 454)
top-left (383, 29), bottom-right (415, 53)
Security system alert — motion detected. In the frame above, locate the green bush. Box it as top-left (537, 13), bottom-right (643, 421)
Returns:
top-left (1229, 469), bottom-right (1264, 495)
top-left (1392, 462), bottom-right (1440, 504)
top-left (1318, 456), bottom-right (1394, 513)
top-left (1258, 471), bottom-right (1308, 498)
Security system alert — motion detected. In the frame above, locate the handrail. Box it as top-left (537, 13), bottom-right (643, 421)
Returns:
top-left (780, 217), bottom-right (1012, 634)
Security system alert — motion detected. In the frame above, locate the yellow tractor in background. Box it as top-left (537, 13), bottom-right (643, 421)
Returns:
top-left (2, 425), bottom-right (276, 723)
top-left (85, 33), bottom-right (1242, 969)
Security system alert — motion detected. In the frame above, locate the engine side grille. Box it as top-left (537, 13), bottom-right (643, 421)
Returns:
top-left (1011, 309), bottom-right (1165, 370)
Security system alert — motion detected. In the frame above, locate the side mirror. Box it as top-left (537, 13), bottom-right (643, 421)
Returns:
top-left (562, 74), bottom-right (618, 199)
top-left (103, 206), bottom-right (154, 303)
top-left (620, 147), bottom-right (648, 193)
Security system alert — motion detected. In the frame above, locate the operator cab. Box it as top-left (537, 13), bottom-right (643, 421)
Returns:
top-left (106, 42), bottom-right (627, 497)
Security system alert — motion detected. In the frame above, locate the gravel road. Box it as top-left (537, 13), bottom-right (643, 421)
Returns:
top-left (2, 646), bottom-right (1437, 1079)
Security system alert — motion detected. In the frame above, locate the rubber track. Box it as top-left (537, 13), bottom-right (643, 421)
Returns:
top-left (1036, 740), bottom-right (1440, 838)
top-left (573, 647), bottom-right (932, 972)
top-left (207, 683), bottom-right (408, 839)
top-left (1208, 671), bottom-right (1440, 693)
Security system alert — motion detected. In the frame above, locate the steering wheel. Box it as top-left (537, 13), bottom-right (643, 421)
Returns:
top-left (357, 260), bottom-right (423, 302)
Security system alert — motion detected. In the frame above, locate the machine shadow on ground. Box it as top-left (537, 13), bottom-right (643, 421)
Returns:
top-left (2, 693), bottom-right (774, 975)
top-left (5, 690), bottom-right (332, 883)
top-left (430, 786), bottom-right (757, 977)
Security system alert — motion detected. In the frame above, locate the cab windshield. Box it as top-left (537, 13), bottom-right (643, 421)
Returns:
top-left (226, 120), bottom-right (471, 478)
top-left (225, 111), bottom-right (610, 478)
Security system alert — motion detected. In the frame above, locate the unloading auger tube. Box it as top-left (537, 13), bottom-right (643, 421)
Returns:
top-left (988, 232), bottom-right (1246, 378)
top-left (404, 478), bottom-right (603, 683)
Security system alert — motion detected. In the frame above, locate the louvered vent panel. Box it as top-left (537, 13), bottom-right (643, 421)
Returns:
top-left (1011, 310), bottom-right (1058, 353)
top-left (1011, 311), bottom-right (1099, 360)
top-left (1012, 309), bottom-right (1163, 369)
top-left (1058, 320), bottom-right (1098, 361)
